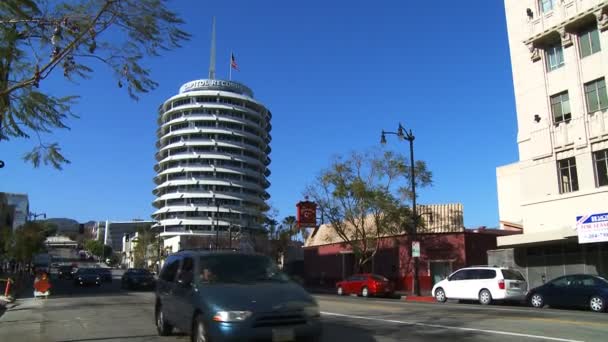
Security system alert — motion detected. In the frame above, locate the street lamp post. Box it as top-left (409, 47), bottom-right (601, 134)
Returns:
top-left (215, 203), bottom-right (220, 250)
top-left (381, 123), bottom-right (421, 296)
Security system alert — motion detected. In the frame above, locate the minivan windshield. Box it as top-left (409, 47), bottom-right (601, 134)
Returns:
top-left (199, 254), bottom-right (288, 284)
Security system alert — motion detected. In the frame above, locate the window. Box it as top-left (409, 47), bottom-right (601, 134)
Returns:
top-left (477, 270), bottom-right (497, 280)
top-left (551, 276), bottom-right (574, 287)
top-left (501, 269), bottom-right (526, 281)
top-left (585, 78), bottom-right (608, 113)
top-left (539, 0), bottom-right (555, 13)
top-left (579, 27), bottom-right (601, 58)
top-left (594, 149), bottom-right (608, 187)
top-left (546, 44), bottom-right (564, 71)
top-left (550, 91), bottom-right (571, 123)
top-left (160, 257), bottom-right (180, 282)
top-left (449, 270), bottom-right (470, 281)
top-left (557, 157), bottom-right (579, 193)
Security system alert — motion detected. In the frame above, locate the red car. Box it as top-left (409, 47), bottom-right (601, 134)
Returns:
top-left (336, 273), bottom-right (394, 297)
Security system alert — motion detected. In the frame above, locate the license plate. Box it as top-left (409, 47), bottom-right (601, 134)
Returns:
top-left (272, 328), bottom-right (294, 342)
top-left (510, 283), bottom-right (520, 288)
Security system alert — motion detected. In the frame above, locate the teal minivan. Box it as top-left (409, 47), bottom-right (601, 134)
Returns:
top-left (155, 250), bottom-right (322, 342)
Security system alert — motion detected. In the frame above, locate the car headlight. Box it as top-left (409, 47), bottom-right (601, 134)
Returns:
top-left (212, 311), bottom-right (252, 322)
top-left (78, 277), bottom-right (82, 281)
top-left (303, 305), bottom-right (320, 318)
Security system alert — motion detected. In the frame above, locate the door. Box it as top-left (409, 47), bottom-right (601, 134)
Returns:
top-left (430, 262), bottom-right (452, 286)
top-left (157, 257), bottom-right (180, 324)
top-left (544, 276), bottom-right (574, 307)
top-left (569, 275), bottom-right (598, 308)
top-left (444, 269), bottom-right (469, 299)
top-left (173, 256), bottom-right (196, 332)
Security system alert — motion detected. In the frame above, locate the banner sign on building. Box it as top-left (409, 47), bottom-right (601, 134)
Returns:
top-left (576, 212), bottom-right (608, 244)
top-left (296, 201), bottom-right (317, 228)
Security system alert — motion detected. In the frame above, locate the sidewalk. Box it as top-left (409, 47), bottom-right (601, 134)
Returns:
top-left (305, 286), bottom-right (435, 302)
top-left (0, 273), bottom-right (34, 311)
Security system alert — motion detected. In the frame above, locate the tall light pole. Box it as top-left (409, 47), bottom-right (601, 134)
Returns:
top-left (381, 123), bottom-right (420, 296)
top-left (215, 203), bottom-right (220, 250)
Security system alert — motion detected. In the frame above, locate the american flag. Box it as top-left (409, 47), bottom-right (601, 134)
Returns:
top-left (231, 53), bottom-right (239, 71)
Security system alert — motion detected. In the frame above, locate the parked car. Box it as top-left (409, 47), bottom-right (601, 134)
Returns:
top-left (155, 250), bottom-right (322, 341)
top-left (527, 274), bottom-right (608, 312)
top-left (73, 268), bottom-right (101, 287)
top-left (57, 265), bottom-right (74, 279)
top-left (121, 268), bottom-right (155, 290)
top-left (336, 273), bottom-right (394, 297)
top-left (96, 268), bottom-right (112, 282)
top-left (432, 266), bottom-right (527, 305)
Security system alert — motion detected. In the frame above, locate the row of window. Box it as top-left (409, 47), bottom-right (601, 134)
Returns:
top-left (545, 25), bottom-right (600, 72)
top-left (162, 134), bottom-right (266, 151)
top-left (160, 146), bottom-right (267, 164)
top-left (550, 77), bottom-right (607, 123)
top-left (164, 95), bottom-right (265, 114)
top-left (156, 212), bottom-right (257, 221)
top-left (162, 120), bottom-right (268, 141)
top-left (164, 171), bottom-right (265, 186)
top-left (557, 149), bottom-right (608, 193)
top-left (163, 108), bottom-right (264, 126)
top-left (159, 159), bottom-right (264, 173)
top-left (156, 184), bottom-right (264, 198)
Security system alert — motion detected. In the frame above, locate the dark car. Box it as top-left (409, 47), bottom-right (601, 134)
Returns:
top-left (527, 274), bottom-right (608, 312)
top-left (155, 251), bottom-right (322, 342)
top-left (73, 268), bottom-right (101, 287)
top-left (336, 273), bottom-right (394, 297)
top-left (57, 265), bottom-right (74, 280)
top-left (122, 268), bottom-right (155, 290)
top-left (96, 268), bottom-right (113, 282)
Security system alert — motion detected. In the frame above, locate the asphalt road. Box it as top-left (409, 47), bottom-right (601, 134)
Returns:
top-left (1, 268), bottom-right (607, 342)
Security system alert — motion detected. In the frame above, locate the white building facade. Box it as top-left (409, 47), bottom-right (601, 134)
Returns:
top-left (151, 79), bottom-right (271, 244)
top-left (495, 0), bottom-right (608, 287)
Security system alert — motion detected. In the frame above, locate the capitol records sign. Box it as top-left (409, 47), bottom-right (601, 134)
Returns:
top-left (296, 201), bottom-right (317, 228)
top-left (576, 212), bottom-right (608, 244)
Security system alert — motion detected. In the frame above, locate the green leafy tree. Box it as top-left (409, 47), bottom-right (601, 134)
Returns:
top-left (132, 225), bottom-right (158, 268)
top-left (305, 150), bottom-right (433, 272)
top-left (0, 0), bottom-right (190, 168)
top-left (9, 221), bottom-right (47, 262)
top-left (84, 239), bottom-right (103, 257)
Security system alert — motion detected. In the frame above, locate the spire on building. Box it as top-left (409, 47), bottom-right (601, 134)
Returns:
top-left (208, 17), bottom-right (216, 80)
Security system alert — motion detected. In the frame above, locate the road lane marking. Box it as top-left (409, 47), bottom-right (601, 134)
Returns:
top-left (321, 311), bottom-right (585, 342)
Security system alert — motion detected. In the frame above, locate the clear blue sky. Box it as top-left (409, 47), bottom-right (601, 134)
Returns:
top-left (1, 0), bottom-right (517, 228)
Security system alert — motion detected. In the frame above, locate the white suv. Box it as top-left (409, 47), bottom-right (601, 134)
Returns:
top-left (432, 266), bottom-right (528, 305)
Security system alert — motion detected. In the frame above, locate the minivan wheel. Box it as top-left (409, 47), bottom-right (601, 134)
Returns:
top-left (192, 314), bottom-right (210, 342)
top-left (530, 293), bottom-right (544, 308)
top-left (337, 286), bottom-right (343, 296)
top-left (435, 288), bottom-right (447, 303)
top-left (361, 287), bottom-right (369, 297)
top-left (479, 289), bottom-right (492, 305)
top-left (156, 305), bottom-right (172, 336)
top-left (590, 296), bottom-right (605, 312)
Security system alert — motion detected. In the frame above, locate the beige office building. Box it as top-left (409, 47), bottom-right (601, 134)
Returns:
top-left (495, 0), bottom-right (608, 287)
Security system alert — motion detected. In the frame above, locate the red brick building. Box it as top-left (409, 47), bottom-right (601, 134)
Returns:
top-left (303, 204), bottom-right (519, 294)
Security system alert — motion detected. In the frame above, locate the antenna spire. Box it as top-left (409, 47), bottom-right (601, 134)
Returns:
top-left (208, 17), bottom-right (216, 79)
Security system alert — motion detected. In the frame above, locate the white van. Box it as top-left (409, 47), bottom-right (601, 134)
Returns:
top-left (432, 266), bottom-right (528, 305)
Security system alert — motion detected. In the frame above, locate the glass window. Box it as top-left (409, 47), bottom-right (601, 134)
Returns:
top-left (557, 157), bottom-right (579, 193)
top-left (546, 44), bottom-right (564, 71)
top-left (580, 27), bottom-right (601, 58)
top-left (160, 257), bottom-right (180, 282)
top-left (449, 270), bottom-right (465, 281)
top-left (198, 254), bottom-right (286, 284)
top-left (371, 274), bottom-right (389, 282)
top-left (594, 149), bottom-right (608, 187)
top-left (551, 276), bottom-right (574, 287)
top-left (585, 78), bottom-right (608, 113)
top-left (539, 0), bottom-right (555, 13)
top-left (550, 91), bottom-right (571, 123)
top-left (478, 270), bottom-right (497, 279)
top-left (501, 269), bottom-right (525, 281)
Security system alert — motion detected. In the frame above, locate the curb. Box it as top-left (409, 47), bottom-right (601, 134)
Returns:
top-left (402, 295), bottom-right (436, 303)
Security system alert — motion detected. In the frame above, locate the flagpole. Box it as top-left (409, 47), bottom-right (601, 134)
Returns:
top-left (229, 51), bottom-right (232, 81)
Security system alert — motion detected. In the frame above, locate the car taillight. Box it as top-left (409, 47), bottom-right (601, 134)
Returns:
top-left (498, 279), bottom-right (505, 290)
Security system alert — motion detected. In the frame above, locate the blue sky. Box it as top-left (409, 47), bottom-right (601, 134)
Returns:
top-left (1, 0), bottom-right (517, 228)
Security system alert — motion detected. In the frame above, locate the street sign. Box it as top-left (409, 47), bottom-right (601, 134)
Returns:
top-left (412, 241), bottom-right (420, 258)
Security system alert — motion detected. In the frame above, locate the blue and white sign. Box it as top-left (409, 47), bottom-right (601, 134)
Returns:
top-left (576, 213), bottom-right (608, 244)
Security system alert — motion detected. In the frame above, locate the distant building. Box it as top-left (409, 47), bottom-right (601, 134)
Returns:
top-left (0, 193), bottom-right (15, 230)
top-left (496, 0), bottom-right (608, 287)
top-left (303, 203), bottom-right (518, 294)
top-left (1, 193), bottom-right (29, 231)
top-left (101, 220), bottom-right (156, 253)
